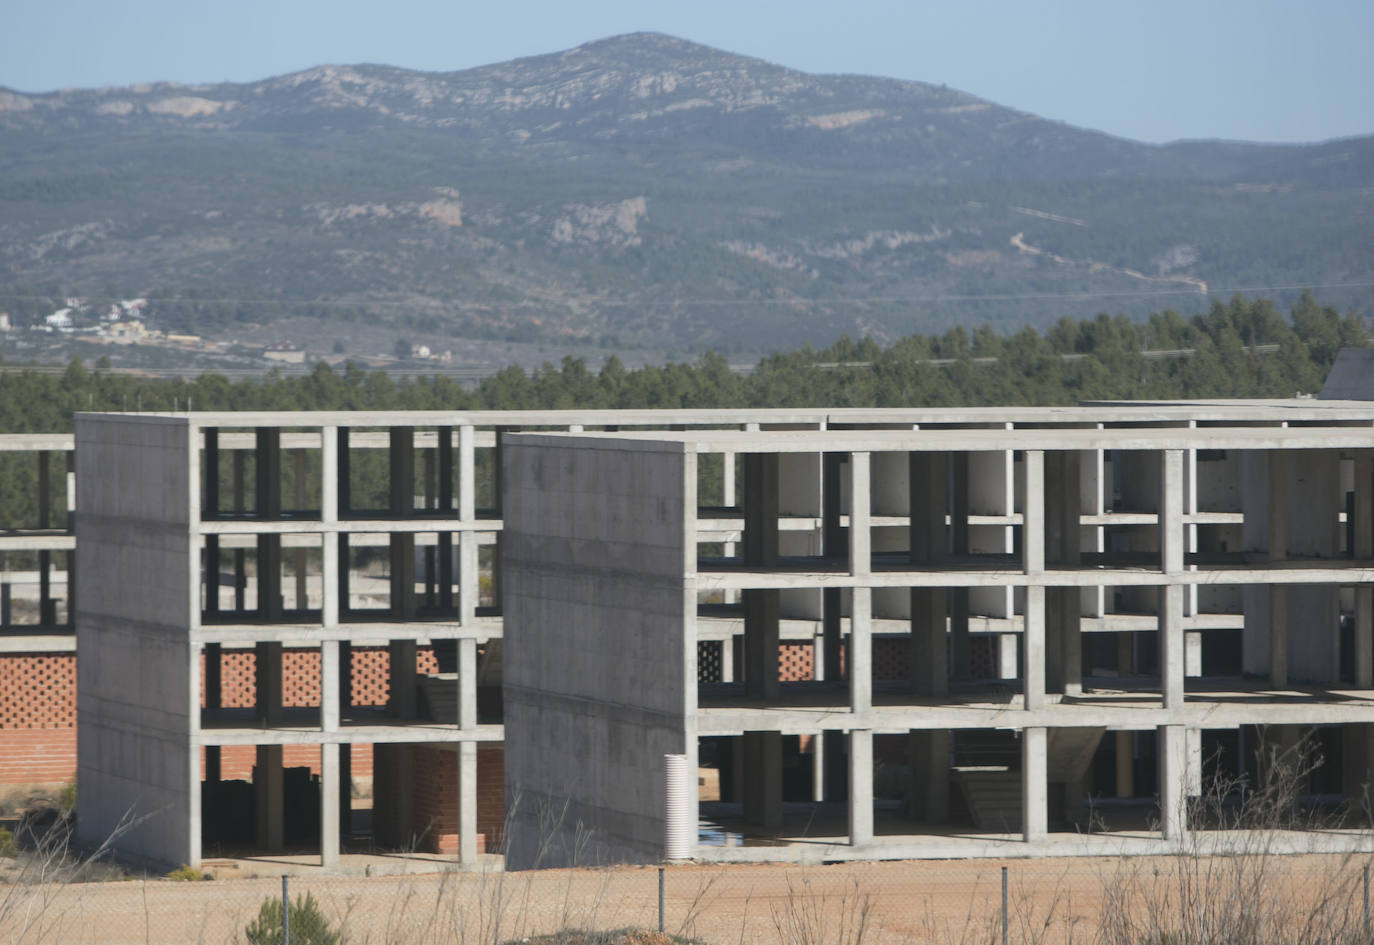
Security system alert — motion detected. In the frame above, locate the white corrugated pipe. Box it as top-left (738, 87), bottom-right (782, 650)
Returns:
top-left (663, 753), bottom-right (691, 860)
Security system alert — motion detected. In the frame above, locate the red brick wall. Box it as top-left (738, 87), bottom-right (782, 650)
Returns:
top-left (198, 646), bottom-right (441, 710)
top-left (0, 653), bottom-right (77, 786)
top-left (0, 729), bottom-right (76, 786)
top-left (200, 744), bottom-right (375, 780)
top-left (410, 744), bottom-right (504, 855)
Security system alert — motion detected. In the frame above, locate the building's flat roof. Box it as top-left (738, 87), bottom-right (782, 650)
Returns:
top-left (507, 424), bottom-right (1374, 454)
top-left (69, 399), bottom-right (1374, 430)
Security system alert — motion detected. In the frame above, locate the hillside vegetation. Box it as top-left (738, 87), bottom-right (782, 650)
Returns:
top-left (1, 33), bottom-right (1371, 351)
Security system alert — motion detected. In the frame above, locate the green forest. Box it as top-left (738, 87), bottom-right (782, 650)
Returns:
top-left (0, 294), bottom-right (1364, 434)
top-left (0, 293), bottom-right (1365, 532)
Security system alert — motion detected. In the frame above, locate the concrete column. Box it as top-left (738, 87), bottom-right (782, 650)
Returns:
top-left (390, 533), bottom-right (416, 619)
top-left (1269, 587), bottom-right (1288, 688)
top-left (1115, 732), bottom-right (1134, 798)
top-left (1160, 450), bottom-right (1185, 574)
top-left (849, 729), bottom-right (873, 846)
top-left (64, 449), bottom-right (76, 531)
top-left (339, 744), bottom-right (352, 837)
top-left (823, 455), bottom-right (847, 682)
top-left (1159, 724), bottom-right (1189, 842)
top-left (204, 642), bottom-right (222, 710)
top-left (257, 534), bottom-right (283, 620)
top-left (1022, 726), bottom-right (1047, 842)
top-left (1268, 451), bottom-right (1288, 687)
top-left (321, 640), bottom-right (340, 731)
top-left (850, 587), bottom-right (872, 713)
top-left (811, 733), bottom-right (825, 802)
top-left (908, 730), bottom-right (950, 823)
top-left (1045, 452), bottom-right (1081, 695)
top-left (459, 532), bottom-right (479, 623)
top-left (458, 740), bottom-right (479, 864)
top-left (389, 640), bottom-right (417, 719)
top-left (1355, 451), bottom-right (1373, 688)
top-left (394, 744), bottom-right (415, 850)
top-left (950, 453), bottom-right (971, 680)
top-left (1184, 633), bottom-right (1202, 678)
top-left (720, 635), bottom-right (736, 683)
top-left (459, 637), bottom-right (478, 730)
top-left (320, 742), bottom-right (340, 866)
top-left (998, 634), bottom-right (1018, 681)
top-left (254, 744), bottom-right (284, 851)
top-left (909, 452), bottom-right (947, 564)
top-left (1161, 584), bottom-right (1186, 708)
top-left (1023, 585), bottom-right (1045, 710)
top-left (1186, 727), bottom-right (1203, 796)
top-left (336, 427), bottom-right (351, 517)
top-left (293, 449), bottom-right (308, 607)
top-left (910, 451), bottom-right (948, 698)
top-left (321, 427), bottom-right (339, 629)
top-left (743, 589), bottom-right (780, 700)
top-left (1045, 588), bottom-right (1081, 696)
top-left (336, 630), bottom-right (353, 710)
top-left (722, 449), bottom-right (739, 602)
top-left (743, 453), bottom-right (780, 566)
top-left (254, 642), bottom-right (283, 726)
top-left (742, 731), bottom-right (782, 831)
top-left (37, 452), bottom-right (52, 625)
top-left (911, 589), bottom-right (947, 697)
top-left (848, 451), bottom-right (871, 575)
top-left (390, 426), bottom-right (415, 515)
top-left (321, 537), bottom-right (339, 629)
top-left (1022, 451), bottom-right (1045, 574)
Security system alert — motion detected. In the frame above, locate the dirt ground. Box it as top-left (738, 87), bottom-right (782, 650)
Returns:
top-left (0, 852), bottom-right (1364, 945)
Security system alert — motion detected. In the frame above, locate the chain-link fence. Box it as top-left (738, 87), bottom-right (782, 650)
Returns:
top-left (3, 850), bottom-right (1374, 945)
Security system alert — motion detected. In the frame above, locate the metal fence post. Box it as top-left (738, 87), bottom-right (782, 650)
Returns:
top-left (282, 874), bottom-right (290, 945)
top-left (1001, 866), bottom-right (1008, 945)
top-left (658, 866), bottom-right (665, 933)
top-left (1363, 863), bottom-right (1369, 941)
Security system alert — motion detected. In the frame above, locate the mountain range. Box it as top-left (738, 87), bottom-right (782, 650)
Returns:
top-left (1, 32), bottom-right (1371, 352)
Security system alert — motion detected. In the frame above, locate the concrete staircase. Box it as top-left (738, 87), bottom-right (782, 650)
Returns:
top-left (952, 728), bottom-right (1104, 832)
top-left (417, 673), bottom-right (457, 722)
top-left (1047, 727), bottom-right (1105, 782)
top-left (956, 768), bottom-right (1022, 833)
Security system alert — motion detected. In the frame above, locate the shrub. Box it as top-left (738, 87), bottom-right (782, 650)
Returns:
top-left (244, 892), bottom-right (341, 945)
top-left (165, 864), bottom-right (211, 881)
top-left (56, 779), bottom-right (76, 814)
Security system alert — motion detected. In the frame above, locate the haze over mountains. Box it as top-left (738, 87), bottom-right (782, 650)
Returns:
top-left (1, 32), bottom-right (1371, 353)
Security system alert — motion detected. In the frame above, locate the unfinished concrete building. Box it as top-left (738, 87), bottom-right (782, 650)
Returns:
top-left (502, 403), bottom-right (1374, 866)
top-left (72, 407), bottom-right (977, 868)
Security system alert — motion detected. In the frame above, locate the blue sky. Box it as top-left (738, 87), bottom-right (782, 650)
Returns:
top-left (4, 0), bottom-right (1371, 144)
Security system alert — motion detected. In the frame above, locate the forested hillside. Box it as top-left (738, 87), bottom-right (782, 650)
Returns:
top-left (2, 33), bottom-right (1371, 354)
